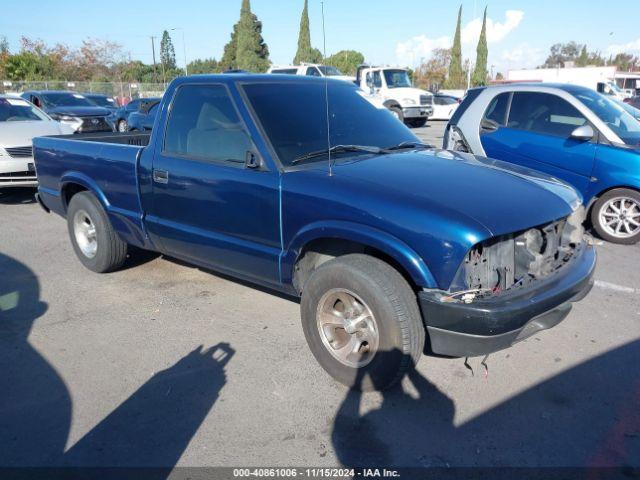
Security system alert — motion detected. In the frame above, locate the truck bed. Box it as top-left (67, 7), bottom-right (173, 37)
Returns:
top-left (34, 132), bottom-right (151, 248)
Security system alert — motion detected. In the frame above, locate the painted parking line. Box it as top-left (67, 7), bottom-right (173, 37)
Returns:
top-left (594, 280), bottom-right (637, 294)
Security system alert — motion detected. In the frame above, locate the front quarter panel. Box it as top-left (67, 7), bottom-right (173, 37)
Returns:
top-left (588, 144), bottom-right (640, 202)
top-left (281, 168), bottom-right (490, 290)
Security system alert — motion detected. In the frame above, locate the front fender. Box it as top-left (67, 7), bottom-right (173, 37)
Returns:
top-left (281, 220), bottom-right (437, 288)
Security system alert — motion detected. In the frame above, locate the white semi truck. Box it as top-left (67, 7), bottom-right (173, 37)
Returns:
top-left (355, 65), bottom-right (434, 128)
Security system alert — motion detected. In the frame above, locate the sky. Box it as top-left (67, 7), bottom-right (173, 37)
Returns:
top-left (1, 0), bottom-right (638, 75)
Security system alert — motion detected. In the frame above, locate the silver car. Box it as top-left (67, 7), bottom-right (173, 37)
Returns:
top-left (0, 95), bottom-right (72, 188)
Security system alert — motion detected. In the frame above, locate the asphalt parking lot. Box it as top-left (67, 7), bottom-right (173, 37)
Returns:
top-left (1, 121), bottom-right (639, 471)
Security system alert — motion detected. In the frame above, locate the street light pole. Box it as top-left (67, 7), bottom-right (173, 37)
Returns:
top-left (171, 28), bottom-right (189, 76)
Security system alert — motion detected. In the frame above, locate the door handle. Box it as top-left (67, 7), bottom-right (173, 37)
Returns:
top-left (153, 169), bottom-right (169, 184)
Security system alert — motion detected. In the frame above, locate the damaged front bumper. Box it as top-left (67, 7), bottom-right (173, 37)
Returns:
top-left (419, 244), bottom-right (596, 357)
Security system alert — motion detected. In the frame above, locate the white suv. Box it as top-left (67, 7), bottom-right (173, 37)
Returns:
top-left (267, 63), bottom-right (355, 83)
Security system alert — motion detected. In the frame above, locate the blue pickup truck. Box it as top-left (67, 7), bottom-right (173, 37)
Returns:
top-left (33, 74), bottom-right (596, 390)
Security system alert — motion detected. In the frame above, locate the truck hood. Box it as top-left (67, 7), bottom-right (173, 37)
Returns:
top-left (333, 148), bottom-right (579, 237)
top-left (0, 120), bottom-right (69, 147)
top-left (47, 105), bottom-right (111, 117)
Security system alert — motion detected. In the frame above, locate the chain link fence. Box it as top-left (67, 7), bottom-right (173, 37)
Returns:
top-left (0, 80), bottom-right (167, 100)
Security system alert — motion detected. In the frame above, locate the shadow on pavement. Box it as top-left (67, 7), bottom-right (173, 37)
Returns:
top-left (332, 344), bottom-right (640, 469)
top-left (0, 187), bottom-right (36, 205)
top-left (0, 252), bottom-right (234, 474)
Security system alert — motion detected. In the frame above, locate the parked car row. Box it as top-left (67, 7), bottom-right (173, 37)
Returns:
top-left (20, 91), bottom-right (115, 133)
top-left (109, 97), bottom-right (161, 132)
top-left (445, 83), bottom-right (640, 244)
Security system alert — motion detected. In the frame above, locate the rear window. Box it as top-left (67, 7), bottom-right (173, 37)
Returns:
top-left (163, 84), bottom-right (252, 164)
top-left (483, 92), bottom-right (510, 125)
top-left (272, 69), bottom-right (298, 75)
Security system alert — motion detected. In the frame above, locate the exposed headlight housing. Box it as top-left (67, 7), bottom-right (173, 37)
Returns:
top-left (449, 208), bottom-right (586, 296)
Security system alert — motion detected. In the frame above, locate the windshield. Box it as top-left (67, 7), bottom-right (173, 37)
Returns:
top-left (383, 69), bottom-right (412, 89)
top-left (574, 89), bottom-right (640, 146)
top-left (318, 66), bottom-right (343, 77)
top-left (242, 81), bottom-right (417, 167)
top-left (87, 95), bottom-right (115, 108)
top-left (41, 92), bottom-right (94, 107)
top-left (0, 97), bottom-right (49, 122)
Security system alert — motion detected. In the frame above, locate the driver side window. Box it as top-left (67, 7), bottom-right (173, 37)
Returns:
top-left (507, 92), bottom-right (587, 137)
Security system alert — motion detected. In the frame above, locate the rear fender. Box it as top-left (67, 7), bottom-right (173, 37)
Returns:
top-left (59, 172), bottom-right (150, 249)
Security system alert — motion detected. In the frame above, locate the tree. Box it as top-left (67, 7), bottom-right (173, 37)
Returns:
top-left (542, 41), bottom-right (582, 68)
top-left (576, 45), bottom-right (589, 67)
top-left (0, 36), bottom-right (9, 79)
top-left (325, 50), bottom-right (364, 76)
top-left (187, 58), bottom-right (220, 74)
top-left (413, 48), bottom-right (450, 90)
top-left (608, 53), bottom-right (640, 72)
top-left (293, 0), bottom-right (322, 64)
top-left (235, 0), bottom-right (270, 72)
top-left (219, 24), bottom-right (239, 71)
top-left (160, 30), bottom-right (177, 70)
top-left (444, 5), bottom-right (464, 89)
top-left (471, 7), bottom-right (488, 87)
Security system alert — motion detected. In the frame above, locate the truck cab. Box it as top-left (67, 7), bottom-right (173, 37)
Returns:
top-left (356, 65), bottom-right (434, 128)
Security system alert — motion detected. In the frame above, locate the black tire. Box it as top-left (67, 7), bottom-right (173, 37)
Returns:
top-left (66, 191), bottom-right (128, 273)
top-left (388, 105), bottom-right (404, 123)
top-left (407, 118), bottom-right (427, 128)
top-left (118, 120), bottom-right (128, 132)
top-left (301, 254), bottom-right (424, 391)
top-left (591, 188), bottom-right (640, 244)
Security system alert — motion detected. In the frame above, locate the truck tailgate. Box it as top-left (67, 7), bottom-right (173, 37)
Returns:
top-left (34, 134), bottom-right (148, 247)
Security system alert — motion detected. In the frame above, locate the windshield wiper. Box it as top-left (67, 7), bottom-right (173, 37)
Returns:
top-left (383, 141), bottom-right (434, 152)
top-left (291, 144), bottom-right (384, 165)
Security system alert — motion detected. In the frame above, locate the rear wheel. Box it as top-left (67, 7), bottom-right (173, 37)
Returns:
top-left (591, 188), bottom-right (640, 244)
top-left (300, 254), bottom-right (424, 391)
top-left (67, 192), bottom-right (128, 272)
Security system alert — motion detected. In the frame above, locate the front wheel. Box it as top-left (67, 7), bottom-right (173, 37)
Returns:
top-left (407, 118), bottom-right (427, 128)
top-left (118, 120), bottom-right (128, 132)
top-left (301, 254), bottom-right (425, 391)
top-left (67, 191), bottom-right (128, 272)
top-left (591, 188), bottom-right (640, 244)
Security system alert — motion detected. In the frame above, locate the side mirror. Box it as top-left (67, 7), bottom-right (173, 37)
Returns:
top-left (570, 125), bottom-right (594, 141)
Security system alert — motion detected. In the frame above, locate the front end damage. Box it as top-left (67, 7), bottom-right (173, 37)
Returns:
top-left (418, 207), bottom-right (596, 357)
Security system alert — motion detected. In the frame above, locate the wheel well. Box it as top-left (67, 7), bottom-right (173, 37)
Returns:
top-left (293, 238), bottom-right (418, 294)
top-left (383, 100), bottom-right (401, 110)
top-left (587, 185), bottom-right (640, 221)
top-left (61, 183), bottom-right (88, 210)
